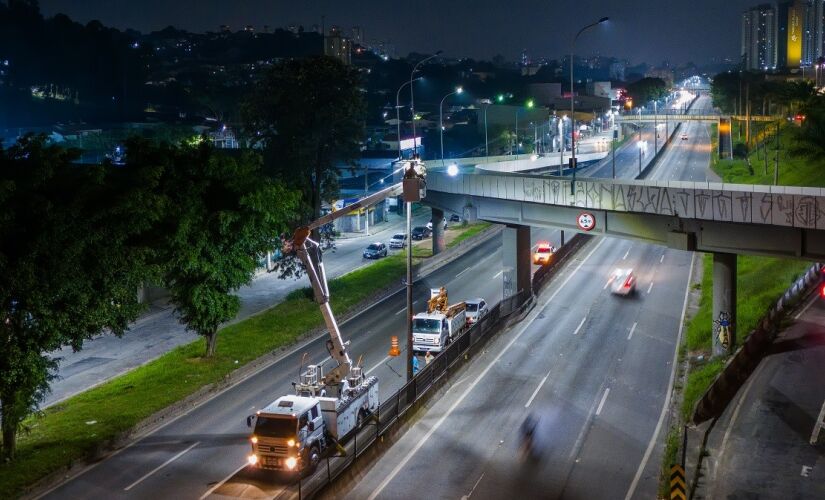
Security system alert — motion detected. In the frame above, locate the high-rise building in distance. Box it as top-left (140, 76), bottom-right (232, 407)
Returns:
top-left (741, 4), bottom-right (777, 70)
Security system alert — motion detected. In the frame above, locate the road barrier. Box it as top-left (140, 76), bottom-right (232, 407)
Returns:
top-left (670, 464), bottom-right (687, 500)
top-left (692, 262), bottom-right (823, 424)
top-left (281, 231), bottom-right (593, 498)
top-left (287, 289), bottom-right (532, 499)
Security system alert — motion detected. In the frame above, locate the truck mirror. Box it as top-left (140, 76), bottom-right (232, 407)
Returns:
top-left (246, 415), bottom-right (254, 428)
top-left (308, 421), bottom-right (315, 432)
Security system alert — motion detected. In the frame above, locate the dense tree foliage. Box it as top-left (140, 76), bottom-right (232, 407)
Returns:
top-left (241, 56), bottom-right (365, 276)
top-left (625, 77), bottom-right (668, 105)
top-left (0, 135), bottom-right (162, 460)
top-left (126, 140), bottom-right (299, 357)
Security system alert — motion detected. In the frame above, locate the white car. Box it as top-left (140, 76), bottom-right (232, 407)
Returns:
top-left (464, 298), bottom-right (489, 324)
top-left (389, 233), bottom-right (407, 249)
top-left (609, 268), bottom-right (636, 296)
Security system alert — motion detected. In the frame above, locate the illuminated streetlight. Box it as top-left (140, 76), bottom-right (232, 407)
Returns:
top-left (440, 86), bottom-right (464, 166)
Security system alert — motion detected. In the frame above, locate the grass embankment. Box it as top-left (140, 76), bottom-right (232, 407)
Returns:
top-left (658, 119), bottom-right (817, 495)
top-left (0, 222), bottom-right (490, 498)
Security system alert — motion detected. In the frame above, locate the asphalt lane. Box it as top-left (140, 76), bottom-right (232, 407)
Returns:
top-left (41, 223), bottom-right (559, 499)
top-left (706, 293), bottom-right (825, 499)
top-left (340, 96), bottom-right (716, 500)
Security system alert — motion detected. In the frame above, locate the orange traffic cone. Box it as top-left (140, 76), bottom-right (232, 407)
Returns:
top-left (389, 336), bottom-right (401, 357)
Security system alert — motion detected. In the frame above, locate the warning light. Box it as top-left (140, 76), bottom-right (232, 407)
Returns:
top-left (388, 336), bottom-right (401, 357)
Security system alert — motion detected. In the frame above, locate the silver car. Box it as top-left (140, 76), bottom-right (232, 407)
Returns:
top-left (389, 233), bottom-right (407, 249)
top-left (465, 298), bottom-right (489, 324)
top-left (609, 268), bottom-right (636, 296)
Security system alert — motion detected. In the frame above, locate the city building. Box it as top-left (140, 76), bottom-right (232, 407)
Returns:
top-left (324, 26), bottom-right (352, 65)
top-left (741, 4), bottom-right (777, 70)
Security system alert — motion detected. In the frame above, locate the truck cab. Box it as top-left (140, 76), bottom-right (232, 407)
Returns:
top-left (247, 395), bottom-right (325, 473)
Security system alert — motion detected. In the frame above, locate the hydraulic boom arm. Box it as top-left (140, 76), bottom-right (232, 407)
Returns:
top-left (291, 182), bottom-right (403, 386)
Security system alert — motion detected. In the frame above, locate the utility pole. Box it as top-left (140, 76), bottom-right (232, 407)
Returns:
top-left (364, 165), bottom-right (369, 235)
top-left (774, 121), bottom-right (780, 185)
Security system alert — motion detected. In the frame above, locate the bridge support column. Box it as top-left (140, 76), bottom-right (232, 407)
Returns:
top-left (431, 208), bottom-right (446, 255)
top-left (502, 225), bottom-right (531, 309)
top-left (712, 252), bottom-right (737, 357)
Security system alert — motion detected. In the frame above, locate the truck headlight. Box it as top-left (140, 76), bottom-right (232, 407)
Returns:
top-left (250, 436), bottom-right (258, 444)
top-left (247, 454), bottom-right (258, 465)
top-left (287, 439), bottom-right (295, 447)
top-left (285, 456), bottom-right (298, 470)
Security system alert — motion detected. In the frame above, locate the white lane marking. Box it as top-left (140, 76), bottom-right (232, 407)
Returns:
top-left (525, 369), bottom-right (553, 408)
top-left (573, 317), bottom-right (586, 336)
top-left (464, 472), bottom-right (485, 499)
top-left (124, 441), bottom-right (200, 491)
top-left (623, 249), bottom-right (630, 260)
top-left (603, 280), bottom-right (610, 290)
top-left (595, 388), bottom-right (610, 416)
top-left (198, 462), bottom-right (246, 500)
top-left (395, 307), bottom-right (406, 315)
top-left (717, 361), bottom-right (764, 486)
top-left (660, 254), bottom-right (665, 263)
top-left (647, 282), bottom-right (654, 294)
top-left (456, 267), bottom-right (472, 278)
top-left (367, 238), bottom-right (606, 500)
top-left (794, 293), bottom-right (818, 320)
top-left (627, 322), bottom-right (638, 340)
top-left (810, 398), bottom-right (825, 445)
top-left (492, 270), bottom-right (503, 279)
top-left (366, 354), bottom-right (392, 375)
top-left (624, 252), bottom-right (696, 500)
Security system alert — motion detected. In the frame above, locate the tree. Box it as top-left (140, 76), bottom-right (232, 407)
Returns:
top-left (793, 95), bottom-right (825, 159)
top-left (626, 77), bottom-right (668, 106)
top-left (0, 135), bottom-right (160, 460)
top-left (126, 139), bottom-right (298, 357)
top-left (242, 57), bottom-right (365, 217)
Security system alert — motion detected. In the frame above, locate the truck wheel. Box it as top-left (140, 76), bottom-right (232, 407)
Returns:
top-left (306, 444), bottom-right (321, 474)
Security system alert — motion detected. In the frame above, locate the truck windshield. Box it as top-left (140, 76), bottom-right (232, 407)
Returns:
top-left (466, 303), bottom-right (478, 312)
top-left (413, 318), bottom-right (441, 333)
top-left (254, 416), bottom-right (297, 438)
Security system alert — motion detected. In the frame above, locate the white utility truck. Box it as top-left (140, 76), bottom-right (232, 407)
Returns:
top-left (412, 287), bottom-right (467, 353)
top-left (246, 162), bottom-right (426, 475)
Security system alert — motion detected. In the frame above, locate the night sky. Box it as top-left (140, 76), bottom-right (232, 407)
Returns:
top-left (39, 0), bottom-right (758, 65)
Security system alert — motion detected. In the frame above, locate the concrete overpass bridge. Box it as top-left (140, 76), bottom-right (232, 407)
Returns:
top-left (616, 114), bottom-right (775, 123)
top-left (422, 171), bottom-right (824, 353)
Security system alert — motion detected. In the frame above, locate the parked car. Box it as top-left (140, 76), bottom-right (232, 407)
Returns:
top-left (609, 268), bottom-right (636, 296)
top-left (532, 241), bottom-right (557, 265)
top-left (363, 242), bottom-right (388, 259)
top-left (449, 213), bottom-right (461, 222)
top-left (411, 226), bottom-right (431, 240)
top-left (464, 298), bottom-right (489, 325)
top-left (426, 218), bottom-right (448, 231)
top-left (389, 233), bottom-right (407, 249)
top-left (681, 133), bottom-right (688, 140)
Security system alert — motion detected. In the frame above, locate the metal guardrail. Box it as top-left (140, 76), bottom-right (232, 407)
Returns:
top-left (284, 289), bottom-right (533, 499)
top-left (692, 262), bottom-right (823, 425)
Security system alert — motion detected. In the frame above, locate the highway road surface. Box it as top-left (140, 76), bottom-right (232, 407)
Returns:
top-left (39, 219), bottom-right (560, 499)
top-left (41, 96), bottom-right (715, 500)
top-left (337, 95), bottom-right (717, 500)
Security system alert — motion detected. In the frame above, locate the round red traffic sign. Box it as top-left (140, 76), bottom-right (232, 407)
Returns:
top-left (577, 212), bottom-right (596, 231)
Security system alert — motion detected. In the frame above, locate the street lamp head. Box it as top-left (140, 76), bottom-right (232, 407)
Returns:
top-left (447, 163), bottom-right (459, 176)
top-left (598, 17), bottom-right (609, 24)
top-left (526, 99), bottom-right (534, 108)
top-left (456, 86), bottom-right (463, 94)
top-left (435, 50), bottom-right (444, 55)
top-left (497, 94), bottom-right (505, 102)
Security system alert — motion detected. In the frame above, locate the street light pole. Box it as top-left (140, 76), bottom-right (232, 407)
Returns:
top-left (440, 86), bottom-right (463, 166)
top-left (570, 16), bottom-right (609, 195)
top-left (638, 107), bottom-right (642, 174)
top-left (410, 51), bottom-right (443, 157)
top-left (396, 77), bottom-right (422, 159)
top-left (654, 100), bottom-right (658, 154)
top-left (483, 102), bottom-right (490, 158)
